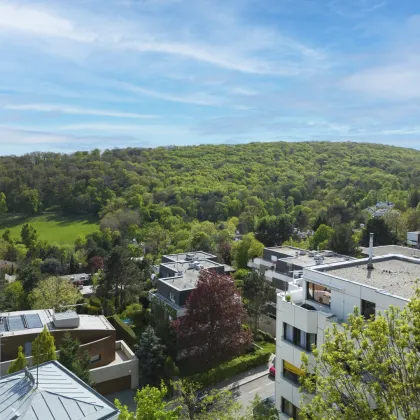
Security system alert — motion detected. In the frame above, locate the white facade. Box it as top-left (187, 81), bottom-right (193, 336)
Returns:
top-left (274, 255), bottom-right (412, 419)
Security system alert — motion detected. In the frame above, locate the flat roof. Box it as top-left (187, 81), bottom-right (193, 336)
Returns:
top-left (159, 260), bottom-right (224, 290)
top-left (0, 309), bottom-right (114, 338)
top-left (361, 245), bottom-right (420, 259)
top-left (313, 255), bottom-right (420, 300)
top-left (0, 361), bottom-right (118, 419)
top-left (163, 251), bottom-right (216, 262)
top-left (278, 253), bottom-right (354, 268)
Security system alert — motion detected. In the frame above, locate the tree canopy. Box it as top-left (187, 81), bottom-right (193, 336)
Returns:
top-left (301, 288), bottom-right (420, 419)
top-left (174, 270), bottom-right (252, 367)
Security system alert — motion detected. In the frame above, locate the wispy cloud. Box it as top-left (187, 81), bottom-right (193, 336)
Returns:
top-left (0, 0), bottom-right (419, 153)
top-left (0, 2), bottom-right (326, 76)
top-left (121, 84), bottom-right (225, 106)
top-left (4, 104), bottom-right (157, 119)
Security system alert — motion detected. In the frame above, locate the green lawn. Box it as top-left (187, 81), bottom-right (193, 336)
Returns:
top-left (0, 213), bottom-right (99, 245)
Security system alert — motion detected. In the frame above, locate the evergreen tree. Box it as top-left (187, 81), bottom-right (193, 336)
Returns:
top-left (58, 332), bottom-right (91, 384)
top-left (135, 326), bottom-right (167, 385)
top-left (32, 326), bottom-right (56, 365)
top-left (7, 346), bottom-right (27, 374)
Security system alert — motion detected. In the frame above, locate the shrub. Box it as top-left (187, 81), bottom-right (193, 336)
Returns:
top-left (87, 305), bottom-right (102, 315)
top-left (107, 315), bottom-right (137, 348)
top-left (89, 295), bottom-right (102, 308)
top-left (254, 333), bottom-right (264, 342)
top-left (234, 279), bottom-right (244, 289)
top-left (233, 269), bottom-right (250, 280)
top-left (190, 350), bottom-right (271, 388)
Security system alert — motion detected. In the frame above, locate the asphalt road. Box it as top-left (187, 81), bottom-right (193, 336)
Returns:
top-left (231, 373), bottom-right (275, 414)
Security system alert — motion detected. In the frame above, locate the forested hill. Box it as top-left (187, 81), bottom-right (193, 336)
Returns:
top-left (0, 141), bottom-right (419, 220)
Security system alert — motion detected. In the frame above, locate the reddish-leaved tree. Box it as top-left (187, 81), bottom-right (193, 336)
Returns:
top-left (174, 269), bottom-right (252, 367)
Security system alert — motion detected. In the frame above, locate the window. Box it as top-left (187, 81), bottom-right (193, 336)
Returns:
top-left (361, 299), bottom-right (375, 320)
top-left (281, 398), bottom-right (304, 420)
top-left (307, 281), bottom-right (331, 306)
top-left (24, 342), bottom-right (32, 357)
top-left (283, 360), bottom-right (305, 386)
top-left (90, 354), bottom-right (101, 363)
top-left (283, 323), bottom-right (317, 352)
top-left (169, 292), bottom-right (175, 302)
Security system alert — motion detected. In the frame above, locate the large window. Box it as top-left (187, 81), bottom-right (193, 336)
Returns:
top-left (361, 299), bottom-right (375, 320)
top-left (283, 361), bottom-right (305, 386)
top-left (283, 323), bottom-right (317, 352)
top-left (307, 281), bottom-right (331, 306)
top-left (281, 398), bottom-right (303, 420)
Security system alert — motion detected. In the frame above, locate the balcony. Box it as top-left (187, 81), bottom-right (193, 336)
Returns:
top-left (149, 291), bottom-right (187, 317)
top-left (277, 294), bottom-right (319, 334)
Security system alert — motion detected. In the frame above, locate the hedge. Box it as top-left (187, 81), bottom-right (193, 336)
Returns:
top-left (257, 330), bottom-right (276, 343)
top-left (107, 315), bottom-right (138, 348)
top-left (190, 350), bottom-right (271, 388)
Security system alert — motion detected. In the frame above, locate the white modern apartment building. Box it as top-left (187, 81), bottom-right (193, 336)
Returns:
top-left (274, 241), bottom-right (420, 419)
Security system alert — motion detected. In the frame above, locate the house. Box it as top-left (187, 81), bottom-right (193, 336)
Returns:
top-left (274, 239), bottom-right (419, 419)
top-left (249, 246), bottom-right (354, 295)
top-left (0, 360), bottom-right (119, 419)
top-left (366, 201), bottom-right (395, 218)
top-left (149, 251), bottom-right (231, 319)
top-left (0, 309), bottom-right (139, 395)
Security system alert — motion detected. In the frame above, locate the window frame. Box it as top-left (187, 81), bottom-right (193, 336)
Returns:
top-left (283, 322), bottom-right (317, 352)
top-left (361, 299), bottom-right (376, 320)
top-left (306, 281), bottom-right (331, 307)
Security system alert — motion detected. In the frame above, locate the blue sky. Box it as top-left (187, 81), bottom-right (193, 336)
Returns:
top-left (0, 0), bottom-right (420, 155)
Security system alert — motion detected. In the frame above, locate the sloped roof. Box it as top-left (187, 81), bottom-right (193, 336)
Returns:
top-left (0, 361), bottom-right (119, 420)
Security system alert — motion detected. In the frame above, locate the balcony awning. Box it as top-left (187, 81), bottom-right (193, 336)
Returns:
top-left (284, 360), bottom-right (305, 377)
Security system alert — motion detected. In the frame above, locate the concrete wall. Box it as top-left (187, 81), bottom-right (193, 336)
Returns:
top-left (90, 340), bottom-right (139, 389)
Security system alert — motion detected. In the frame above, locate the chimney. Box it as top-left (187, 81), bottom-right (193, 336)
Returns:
top-left (367, 233), bottom-right (374, 270)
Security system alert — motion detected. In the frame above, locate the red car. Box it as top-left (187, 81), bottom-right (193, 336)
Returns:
top-left (269, 357), bottom-right (276, 377)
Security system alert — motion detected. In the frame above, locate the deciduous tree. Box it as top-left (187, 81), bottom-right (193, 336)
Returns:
top-left (328, 224), bottom-right (359, 256)
top-left (300, 289), bottom-right (420, 419)
top-left (20, 223), bottom-right (39, 249)
top-left (29, 276), bottom-right (80, 311)
top-left (174, 270), bottom-right (252, 367)
top-left (233, 233), bottom-right (264, 269)
top-left (243, 270), bottom-right (275, 333)
top-left (116, 382), bottom-right (182, 420)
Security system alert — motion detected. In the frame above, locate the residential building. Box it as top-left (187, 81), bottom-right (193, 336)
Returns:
top-left (150, 251), bottom-right (233, 319)
top-left (248, 247), bottom-right (355, 336)
top-left (366, 201), bottom-right (395, 218)
top-left (274, 241), bottom-right (419, 419)
top-left (0, 309), bottom-right (138, 394)
top-left (0, 360), bottom-right (119, 419)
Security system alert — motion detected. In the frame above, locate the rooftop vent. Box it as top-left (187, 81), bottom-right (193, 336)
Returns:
top-left (185, 254), bottom-right (193, 261)
top-left (53, 311), bottom-right (80, 328)
top-left (299, 250), bottom-right (306, 256)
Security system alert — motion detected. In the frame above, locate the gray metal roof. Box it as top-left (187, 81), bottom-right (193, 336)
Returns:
top-left (0, 361), bottom-right (119, 420)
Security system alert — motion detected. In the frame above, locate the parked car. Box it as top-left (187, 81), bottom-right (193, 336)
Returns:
top-left (269, 357), bottom-right (276, 377)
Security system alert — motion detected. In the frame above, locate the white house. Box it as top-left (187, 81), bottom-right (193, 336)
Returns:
top-left (274, 239), bottom-right (419, 419)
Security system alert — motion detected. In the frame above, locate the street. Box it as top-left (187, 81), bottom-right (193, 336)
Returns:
top-left (230, 374), bottom-right (275, 414)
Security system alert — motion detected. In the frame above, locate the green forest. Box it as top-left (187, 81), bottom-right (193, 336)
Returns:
top-left (1, 140), bottom-right (420, 313)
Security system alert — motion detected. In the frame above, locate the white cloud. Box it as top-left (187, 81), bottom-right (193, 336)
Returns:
top-left (4, 104), bottom-right (157, 119)
top-left (0, 3), bottom-right (94, 42)
top-left (57, 123), bottom-right (188, 135)
top-left (0, 2), bottom-right (326, 76)
top-left (341, 60), bottom-right (420, 100)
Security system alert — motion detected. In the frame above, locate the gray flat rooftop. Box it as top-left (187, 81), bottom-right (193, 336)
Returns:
top-left (160, 260), bottom-right (224, 290)
top-left (163, 251), bottom-right (216, 262)
top-left (361, 245), bottom-right (420, 259)
top-left (0, 361), bottom-right (118, 420)
top-left (0, 309), bottom-right (114, 338)
top-left (316, 256), bottom-right (420, 299)
top-left (278, 253), bottom-right (354, 268)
